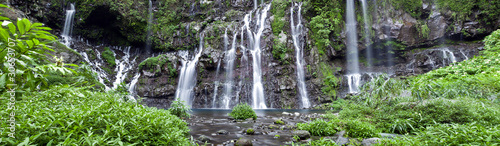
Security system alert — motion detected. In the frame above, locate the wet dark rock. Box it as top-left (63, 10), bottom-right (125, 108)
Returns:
top-left (292, 130), bottom-right (311, 140)
top-left (216, 130), bottom-right (229, 135)
top-left (246, 128), bottom-right (255, 135)
top-left (235, 138), bottom-right (253, 146)
top-left (268, 124), bottom-right (280, 130)
top-left (197, 135), bottom-right (211, 143)
top-left (362, 138), bottom-right (380, 146)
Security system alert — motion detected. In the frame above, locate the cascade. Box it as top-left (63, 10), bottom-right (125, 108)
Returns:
top-left (440, 48), bottom-right (457, 66)
top-left (212, 59), bottom-right (221, 108)
top-left (128, 73), bottom-right (141, 95)
top-left (80, 51), bottom-right (109, 90)
top-left (290, 2), bottom-right (310, 108)
top-left (61, 4), bottom-right (75, 47)
top-left (145, 0), bottom-right (153, 54)
top-left (111, 47), bottom-right (136, 90)
top-left (361, 0), bottom-right (373, 68)
top-left (346, 0), bottom-right (361, 93)
top-left (175, 35), bottom-right (204, 107)
top-left (222, 32), bottom-right (238, 109)
top-left (243, 4), bottom-right (271, 109)
top-left (460, 49), bottom-right (469, 60)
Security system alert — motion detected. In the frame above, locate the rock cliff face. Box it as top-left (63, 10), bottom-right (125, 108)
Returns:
top-left (8, 0), bottom-right (499, 109)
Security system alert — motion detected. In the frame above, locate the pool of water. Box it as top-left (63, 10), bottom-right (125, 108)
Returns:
top-left (188, 109), bottom-right (326, 145)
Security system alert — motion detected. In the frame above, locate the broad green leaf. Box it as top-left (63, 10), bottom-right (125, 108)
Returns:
top-left (0, 4), bottom-right (7, 8)
top-left (0, 27), bottom-right (8, 43)
top-left (22, 18), bottom-right (31, 33)
top-left (27, 40), bottom-right (33, 48)
top-left (7, 22), bottom-right (15, 34)
top-left (0, 74), bottom-right (6, 88)
top-left (17, 18), bottom-right (25, 35)
top-left (0, 16), bottom-right (9, 21)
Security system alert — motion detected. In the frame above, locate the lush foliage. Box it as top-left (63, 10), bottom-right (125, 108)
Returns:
top-left (270, 0), bottom-right (290, 36)
top-left (436, 0), bottom-right (500, 23)
top-left (0, 85), bottom-right (190, 145)
top-left (168, 100), bottom-right (192, 119)
top-left (138, 54), bottom-right (176, 76)
top-left (291, 137), bottom-right (339, 146)
top-left (229, 103), bottom-right (257, 120)
top-left (320, 63), bottom-right (340, 99)
top-left (389, 0), bottom-right (423, 18)
top-left (297, 119), bottom-right (338, 136)
top-left (304, 0), bottom-right (344, 54)
top-left (272, 39), bottom-right (291, 64)
top-left (343, 119), bottom-right (378, 138)
top-left (0, 6), bottom-right (77, 92)
top-left (101, 47), bottom-right (116, 67)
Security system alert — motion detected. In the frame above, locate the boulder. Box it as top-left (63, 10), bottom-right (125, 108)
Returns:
top-left (292, 130), bottom-right (311, 140)
top-left (362, 138), bottom-right (380, 146)
top-left (235, 138), bottom-right (253, 146)
top-left (216, 130), bottom-right (229, 135)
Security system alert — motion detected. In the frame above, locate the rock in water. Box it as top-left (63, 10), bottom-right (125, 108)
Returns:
top-left (292, 130), bottom-right (311, 140)
top-left (216, 130), bottom-right (229, 135)
top-left (235, 138), bottom-right (253, 146)
top-left (197, 135), bottom-right (211, 143)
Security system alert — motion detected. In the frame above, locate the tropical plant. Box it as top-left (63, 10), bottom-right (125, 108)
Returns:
top-left (229, 103), bottom-right (257, 120)
top-left (168, 100), bottom-right (192, 119)
top-left (297, 119), bottom-right (338, 136)
top-left (0, 4), bottom-right (77, 93)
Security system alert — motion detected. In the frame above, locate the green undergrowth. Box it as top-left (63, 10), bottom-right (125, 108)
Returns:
top-left (270, 0), bottom-right (290, 36)
top-left (314, 30), bottom-right (500, 144)
top-left (0, 85), bottom-right (190, 145)
top-left (303, 0), bottom-right (344, 55)
top-left (101, 47), bottom-right (116, 67)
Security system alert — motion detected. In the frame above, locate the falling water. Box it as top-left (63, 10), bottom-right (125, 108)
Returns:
top-left (111, 47), bottom-right (135, 90)
top-left (175, 35), bottom-right (204, 107)
top-left (346, 0), bottom-right (361, 93)
top-left (361, 0), bottom-right (373, 68)
top-left (128, 73), bottom-right (141, 95)
top-left (440, 48), bottom-right (457, 66)
top-left (460, 49), bottom-right (469, 60)
top-left (145, 0), bottom-right (153, 54)
top-left (61, 4), bottom-right (75, 47)
top-left (212, 59), bottom-right (221, 108)
top-left (290, 2), bottom-right (310, 108)
top-left (222, 32), bottom-right (238, 109)
top-left (244, 4), bottom-right (271, 109)
top-left (254, 0), bottom-right (257, 10)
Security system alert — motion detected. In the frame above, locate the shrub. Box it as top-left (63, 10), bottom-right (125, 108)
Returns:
top-left (0, 85), bottom-right (190, 145)
top-left (168, 100), bottom-right (192, 119)
top-left (101, 47), bottom-right (116, 67)
top-left (229, 103), bottom-right (257, 120)
top-left (297, 119), bottom-right (338, 136)
top-left (344, 119), bottom-right (378, 138)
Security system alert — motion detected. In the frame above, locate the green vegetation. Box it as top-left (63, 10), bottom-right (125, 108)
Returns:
top-left (0, 86), bottom-right (190, 145)
top-left (297, 119), bottom-right (338, 136)
top-left (389, 0), bottom-right (423, 18)
top-left (320, 63), bottom-right (340, 100)
top-left (272, 39), bottom-right (291, 64)
top-left (229, 103), bottom-right (257, 120)
top-left (168, 100), bottom-right (192, 119)
top-left (304, 0), bottom-right (344, 55)
top-left (101, 47), bottom-right (116, 67)
top-left (138, 54), bottom-right (176, 76)
top-left (274, 119), bottom-right (285, 125)
top-left (246, 128), bottom-right (255, 135)
top-left (436, 0), bottom-right (500, 24)
top-left (270, 0), bottom-right (290, 36)
top-left (0, 5), bottom-right (190, 145)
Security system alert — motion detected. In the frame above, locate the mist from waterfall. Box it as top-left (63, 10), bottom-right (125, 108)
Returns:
top-left (290, 2), bottom-right (310, 108)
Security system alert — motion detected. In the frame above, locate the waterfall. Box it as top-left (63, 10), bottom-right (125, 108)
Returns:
top-left (175, 35), bottom-right (204, 107)
top-left (243, 4), bottom-right (271, 109)
top-left (440, 48), bottom-right (457, 66)
top-left (111, 47), bottom-right (135, 90)
top-left (128, 73), bottom-right (140, 95)
top-left (361, 0), bottom-right (373, 68)
top-left (222, 32), bottom-right (238, 109)
top-left (212, 59), bottom-right (221, 108)
top-left (460, 49), bottom-right (469, 60)
top-left (290, 2), bottom-right (310, 108)
top-left (61, 4), bottom-right (75, 47)
top-left (80, 51), bottom-right (109, 90)
top-left (145, 0), bottom-right (153, 54)
top-left (346, 0), bottom-right (361, 93)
